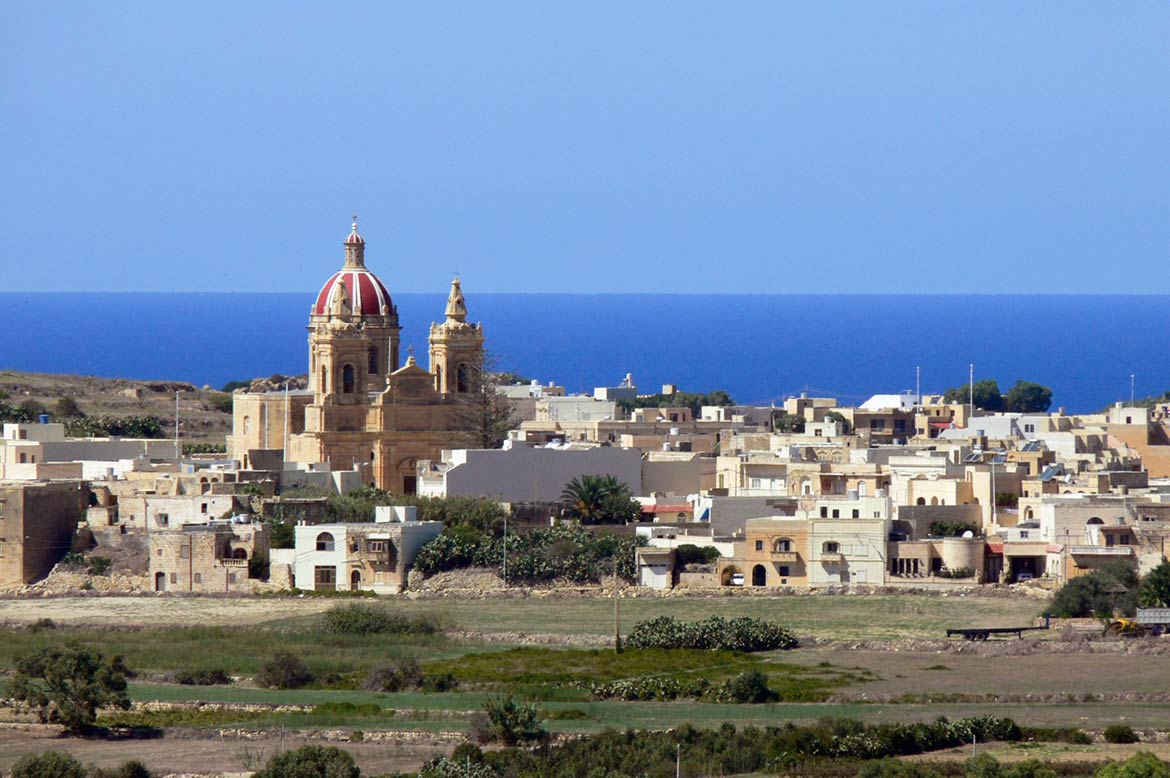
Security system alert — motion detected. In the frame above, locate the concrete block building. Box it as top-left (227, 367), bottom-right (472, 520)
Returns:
top-left (0, 480), bottom-right (87, 586)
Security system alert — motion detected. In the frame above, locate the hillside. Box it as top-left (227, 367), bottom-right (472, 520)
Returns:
top-left (0, 370), bottom-right (288, 444)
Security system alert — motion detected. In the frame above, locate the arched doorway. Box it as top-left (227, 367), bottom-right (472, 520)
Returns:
top-left (154, 572), bottom-right (166, 592)
top-left (751, 564), bottom-right (766, 587)
top-left (350, 570), bottom-right (361, 591)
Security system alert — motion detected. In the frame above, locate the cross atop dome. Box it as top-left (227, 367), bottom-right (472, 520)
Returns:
top-left (343, 215), bottom-right (366, 267)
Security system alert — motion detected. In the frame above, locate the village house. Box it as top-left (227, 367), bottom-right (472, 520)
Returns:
top-left (148, 521), bottom-right (270, 593)
top-left (293, 506), bottom-right (442, 594)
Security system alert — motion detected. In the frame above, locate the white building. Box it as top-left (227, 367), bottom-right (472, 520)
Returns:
top-left (418, 444), bottom-right (643, 503)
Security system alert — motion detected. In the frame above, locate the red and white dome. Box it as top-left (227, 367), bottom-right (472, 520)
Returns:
top-left (314, 269), bottom-right (392, 316)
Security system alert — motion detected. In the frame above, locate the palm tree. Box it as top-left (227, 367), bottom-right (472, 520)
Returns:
top-left (561, 475), bottom-right (637, 524)
top-left (560, 476), bottom-right (607, 523)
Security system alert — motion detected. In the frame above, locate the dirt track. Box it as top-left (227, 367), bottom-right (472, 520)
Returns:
top-left (0, 724), bottom-right (453, 776)
top-left (0, 596), bottom-right (338, 628)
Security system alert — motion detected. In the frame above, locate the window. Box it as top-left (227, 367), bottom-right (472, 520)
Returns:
top-left (870, 420), bottom-right (886, 431)
top-left (158, 513), bottom-right (169, 527)
top-left (0, 541), bottom-right (4, 558)
top-left (193, 573), bottom-right (202, 584)
top-left (200, 503), bottom-right (208, 514)
top-left (1019, 530), bottom-right (1029, 539)
top-left (368, 541), bottom-right (386, 553)
top-left (243, 416), bottom-right (251, 435)
top-left (823, 541), bottom-right (840, 554)
top-left (228, 573), bottom-right (237, 584)
top-left (457, 363), bottom-right (471, 393)
top-left (851, 509), bottom-right (859, 519)
top-left (180, 545), bottom-right (190, 559)
top-left (368, 347), bottom-right (378, 375)
top-left (18, 453), bottom-right (26, 464)
top-left (831, 509), bottom-right (840, 518)
top-left (750, 478), bottom-right (761, 488)
top-left (779, 565), bottom-right (790, 577)
top-left (314, 565), bottom-right (336, 591)
top-left (773, 538), bottom-right (791, 553)
top-left (342, 364), bottom-right (356, 394)
top-left (156, 548), bottom-right (162, 556)
top-left (316, 532), bottom-right (335, 552)
top-left (820, 507), bottom-right (828, 518)
top-left (894, 419), bottom-right (906, 432)
top-left (170, 573), bottom-right (177, 584)
top-left (754, 540), bottom-right (763, 551)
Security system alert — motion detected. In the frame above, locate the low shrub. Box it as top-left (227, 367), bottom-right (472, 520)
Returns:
top-left (675, 543), bottom-right (720, 566)
top-left (1020, 726), bottom-right (1092, 745)
top-left (625, 615), bottom-right (798, 652)
top-left (1103, 724), bottom-right (1139, 744)
top-left (716, 669), bottom-right (778, 704)
top-left (256, 652), bottom-right (313, 689)
top-left (88, 761), bottom-right (154, 778)
top-left (173, 668), bottom-right (231, 686)
top-left (320, 602), bottom-right (442, 635)
top-left (9, 751), bottom-right (87, 778)
top-left (250, 744), bottom-right (359, 778)
top-left (363, 658), bottom-right (424, 692)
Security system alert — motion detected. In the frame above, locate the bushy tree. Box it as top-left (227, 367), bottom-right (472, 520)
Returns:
top-left (1095, 752), bottom-right (1170, 778)
top-left (1049, 561), bottom-right (1138, 618)
top-left (89, 761), bottom-right (154, 778)
top-left (943, 379), bottom-right (1004, 411)
top-left (1004, 380), bottom-right (1053, 413)
top-left (8, 645), bottom-right (131, 734)
top-left (9, 751), bottom-right (87, 778)
top-left (1138, 559), bottom-right (1170, 608)
top-left (453, 354), bottom-right (521, 450)
top-left (772, 411), bottom-right (806, 433)
top-left (53, 396), bottom-right (85, 419)
top-left (250, 744), bottom-right (359, 778)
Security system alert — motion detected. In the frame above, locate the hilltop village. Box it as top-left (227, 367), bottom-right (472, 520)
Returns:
top-left (3, 221), bottom-right (1169, 598)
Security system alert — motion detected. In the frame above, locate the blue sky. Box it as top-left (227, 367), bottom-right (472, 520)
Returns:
top-left (3, 3), bottom-right (1168, 294)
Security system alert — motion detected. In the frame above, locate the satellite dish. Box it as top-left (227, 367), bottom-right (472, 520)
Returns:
top-left (962, 530), bottom-right (975, 538)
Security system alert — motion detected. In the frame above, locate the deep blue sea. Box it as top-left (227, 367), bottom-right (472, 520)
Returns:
top-left (2, 293), bottom-right (1167, 413)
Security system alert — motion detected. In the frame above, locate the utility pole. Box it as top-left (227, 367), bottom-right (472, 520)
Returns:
top-left (1131, 373), bottom-right (1136, 405)
top-left (613, 555), bottom-right (622, 653)
top-left (968, 363), bottom-right (974, 422)
top-left (502, 514), bottom-right (508, 586)
top-left (676, 742), bottom-right (681, 778)
top-left (174, 390), bottom-right (180, 459)
top-left (283, 381), bottom-right (290, 460)
top-left (916, 365), bottom-right (921, 408)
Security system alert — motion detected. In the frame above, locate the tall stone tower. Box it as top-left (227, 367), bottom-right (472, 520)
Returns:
top-left (307, 218), bottom-right (402, 404)
top-left (428, 276), bottom-right (486, 395)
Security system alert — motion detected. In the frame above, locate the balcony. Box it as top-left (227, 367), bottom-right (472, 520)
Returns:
top-left (218, 557), bottom-right (249, 567)
top-left (1070, 545), bottom-right (1134, 558)
top-left (770, 550), bottom-right (800, 563)
top-left (819, 553), bottom-right (845, 565)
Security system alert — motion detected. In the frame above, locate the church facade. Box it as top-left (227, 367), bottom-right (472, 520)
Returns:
top-left (230, 219), bottom-right (485, 493)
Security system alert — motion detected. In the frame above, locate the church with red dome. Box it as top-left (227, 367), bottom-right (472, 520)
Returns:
top-left (230, 219), bottom-right (485, 493)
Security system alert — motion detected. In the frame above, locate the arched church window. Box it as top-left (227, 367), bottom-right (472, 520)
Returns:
top-left (457, 363), bottom-right (470, 393)
top-left (320, 367), bottom-right (327, 392)
top-left (342, 364), bottom-right (356, 394)
top-left (368, 347), bottom-right (378, 375)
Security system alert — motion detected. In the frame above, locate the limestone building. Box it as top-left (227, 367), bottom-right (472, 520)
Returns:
top-left (232, 219), bottom-right (485, 493)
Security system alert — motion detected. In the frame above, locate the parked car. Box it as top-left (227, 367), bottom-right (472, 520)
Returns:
top-left (730, 573), bottom-right (745, 586)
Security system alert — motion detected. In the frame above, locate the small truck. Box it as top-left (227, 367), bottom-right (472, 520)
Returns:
top-left (1103, 608), bottom-right (1170, 637)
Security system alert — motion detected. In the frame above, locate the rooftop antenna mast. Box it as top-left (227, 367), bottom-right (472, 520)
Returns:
top-left (1131, 373), bottom-right (1136, 405)
top-left (916, 365), bottom-right (921, 408)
